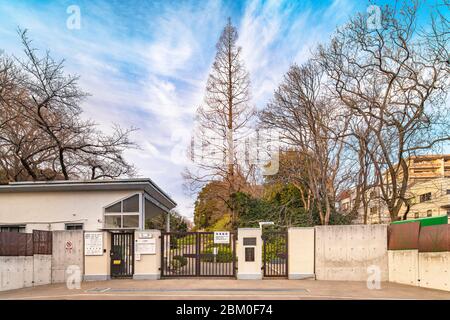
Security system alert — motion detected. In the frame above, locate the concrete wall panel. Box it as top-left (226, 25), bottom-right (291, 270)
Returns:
top-left (0, 256), bottom-right (33, 291)
top-left (388, 250), bottom-right (419, 286)
top-left (419, 252), bottom-right (450, 292)
top-left (315, 225), bottom-right (388, 281)
top-left (33, 254), bottom-right (52, 286)
top-left (52, 231), bottom-right (84, 283)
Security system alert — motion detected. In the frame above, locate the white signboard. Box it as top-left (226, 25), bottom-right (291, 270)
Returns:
top-left (135, 238), bottom-right (156, 255)
top-left (84, 232), bottom-right (103, 256)
top-left (214, 231), bottom-right (230, 244)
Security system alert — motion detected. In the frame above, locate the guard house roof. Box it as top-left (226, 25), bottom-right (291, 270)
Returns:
top-left (0, 178), bottom-right (177, 211)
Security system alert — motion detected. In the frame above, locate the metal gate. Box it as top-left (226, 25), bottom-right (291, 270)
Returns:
top-left (262, 231), bottom-right (288, 278)
top-left (110, 233), bottom-right (134, 278)
top-left (161, 232), bottom-right (236, 278)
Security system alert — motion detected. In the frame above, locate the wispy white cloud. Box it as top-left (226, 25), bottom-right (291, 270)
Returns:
top-left (0, 0), bottom-right (364, 219)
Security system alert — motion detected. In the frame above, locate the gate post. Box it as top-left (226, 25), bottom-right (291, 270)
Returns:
top-left (133, 230), bottom-right (161, 280)
top-left (288, 227), bottom-right (315, 280)
top-left (237, 228), bottom-right (262, 280)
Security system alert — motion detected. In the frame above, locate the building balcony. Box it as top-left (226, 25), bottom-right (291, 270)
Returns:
top-left (412, 162), bottom-right (441, 169)
top-left (410, 172), bottom-right (442, 179)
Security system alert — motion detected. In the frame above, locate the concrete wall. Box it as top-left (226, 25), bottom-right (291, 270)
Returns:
top-left (237, 228), bottom-right (262, 280)
top-left (0, 190), bottom-right (138, 232)
top-left (84, 231), bottom-right (111, 281)
top-left (388, 250), bottom-right (419, 286)
top-left (418, 252), bottom-right (450, 291)
top-left (315, 225), bottom-right (389, 281)
top-left (288, 227), bottom-right (315, 279)
top-left (52, 230), bottom-right (84, 283)
top-left (0, 256), bottom-right (33, 291)
top-left (133, 230), bottom-right (161, 280)
top-left (388, 250), bottom-right (450, 292)
top-left (0, 255), bottom-right (51, 292)
top-left (33, 255), bottom-right (52, 286)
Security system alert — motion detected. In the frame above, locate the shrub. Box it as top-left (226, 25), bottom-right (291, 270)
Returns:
top-left (170, 255), bottom-right (188, 269)
top-left (201, 245), bottom-right (234, 263)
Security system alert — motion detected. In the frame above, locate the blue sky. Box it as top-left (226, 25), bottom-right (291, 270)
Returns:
top-left (0, 0), bottom-right (442, 219)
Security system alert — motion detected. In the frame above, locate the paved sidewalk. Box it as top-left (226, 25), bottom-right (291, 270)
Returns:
top-left (1, 279), bottom-right (449, 300)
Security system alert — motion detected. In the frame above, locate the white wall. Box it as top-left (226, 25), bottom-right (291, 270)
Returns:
top-left (0, 190), bottom-right (139, 232)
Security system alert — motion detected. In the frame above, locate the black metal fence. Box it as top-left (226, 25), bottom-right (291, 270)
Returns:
top-left (262, 231), bottom-right (288, 278)
top-left (161, 232), bottom-right (236, 277)
top-left (0, 230), bottom-right (52, 256)
top-left (110, 232), bottom-right (134, 278)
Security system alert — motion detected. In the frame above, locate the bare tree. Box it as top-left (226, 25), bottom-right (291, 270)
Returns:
top-left (260, 61), bottom-right (349, 225)
top-left (0, 29), bottom-right (137, 182)
top-left (318, 2), bottom-right (450, 221)
top-left (184, 19), bottom-right (256, 225)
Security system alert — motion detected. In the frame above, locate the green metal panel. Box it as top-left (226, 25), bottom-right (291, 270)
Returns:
top-left (391, 215), bottom-right (448, 227)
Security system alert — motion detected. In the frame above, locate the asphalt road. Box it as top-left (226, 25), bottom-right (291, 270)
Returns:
top-left (1, 279), bottom-right (450, 300)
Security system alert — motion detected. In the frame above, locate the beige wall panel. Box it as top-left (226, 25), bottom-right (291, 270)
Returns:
top-left (134, 230), bottom-right (161, 280)
top-left (237, 228), bottom-right (262, 279)
top-left (84, 231), bottom-right (111, 280)
top-left (288, 227), bottom-right (315, 279)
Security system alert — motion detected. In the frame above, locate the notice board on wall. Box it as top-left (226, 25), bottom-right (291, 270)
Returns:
top-left (135, 238), bottom-right (156, 255)
top-left (84, 232), bottom-right (103, 256)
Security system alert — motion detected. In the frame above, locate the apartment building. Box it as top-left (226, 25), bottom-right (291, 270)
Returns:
top-left (338, 154), bottom-right (450, 224)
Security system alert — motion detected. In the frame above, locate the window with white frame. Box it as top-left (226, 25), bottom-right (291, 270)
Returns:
top-left (104, 194), bottom-right (140, 229)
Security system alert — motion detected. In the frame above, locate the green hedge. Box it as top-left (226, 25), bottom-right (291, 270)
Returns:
top-left (170, 255), bottom-right (188, 269)
top-left (201, 245), bottom-right (234, 263)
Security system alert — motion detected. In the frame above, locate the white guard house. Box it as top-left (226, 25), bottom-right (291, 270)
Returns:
top-left (0, 179), bottom-right (177, 280)
top-left (0, 179), bottom-right (176, 233)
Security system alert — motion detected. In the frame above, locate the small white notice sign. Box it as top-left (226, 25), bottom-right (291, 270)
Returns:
top-left (135, 238), bottom-right (156, 255)
top-left (84, 232), bottom-right (103, 256)
top-left (214, 231), bottom-right (230, 244)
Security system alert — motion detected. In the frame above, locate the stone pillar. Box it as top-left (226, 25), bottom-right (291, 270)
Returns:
top-left (237, 228), bottom-right (262, 280)
top-left (288, 227), bottom-right (315, 280)
top-left (133, 229), bottom-right (161, 280)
